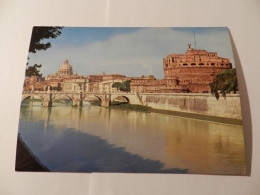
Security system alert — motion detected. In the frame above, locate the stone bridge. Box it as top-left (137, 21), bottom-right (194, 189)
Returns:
top-left (21, 91), bottom-right (144, 107)
top-left (21, 91), bottom-right (242, 119)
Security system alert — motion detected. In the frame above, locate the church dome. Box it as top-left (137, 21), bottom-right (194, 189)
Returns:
top-left (58, 60), bottom-right (73, 76)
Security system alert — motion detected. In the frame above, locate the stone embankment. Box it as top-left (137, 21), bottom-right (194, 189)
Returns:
top-left (139, 93), bottom-right (242, 120)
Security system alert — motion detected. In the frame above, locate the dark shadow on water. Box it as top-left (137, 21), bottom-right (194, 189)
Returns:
top-left (15, 135), bottom-right (49, 172)
top-left (17, 124), bottom-right (188, 174)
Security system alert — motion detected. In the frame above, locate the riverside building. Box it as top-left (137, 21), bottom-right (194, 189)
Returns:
top-left (24, 45), bottom-right (232, 94)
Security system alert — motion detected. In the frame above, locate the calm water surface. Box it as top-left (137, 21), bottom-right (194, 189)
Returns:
top-left (18, 101), bottom-right (246, 174)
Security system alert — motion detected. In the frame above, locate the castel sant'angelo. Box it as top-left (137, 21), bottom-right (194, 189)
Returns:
top-left (24, 44), bottom-right (232, 93)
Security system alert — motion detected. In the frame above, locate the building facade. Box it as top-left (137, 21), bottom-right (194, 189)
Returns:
top-left (162, 44), bottom-right (232, 92)
top-left (131, 45), bottom-right (232, 93)
top-left (24, 60), bottom-right (127, 94)
top-left (24, 45), bottom-right (233, 94)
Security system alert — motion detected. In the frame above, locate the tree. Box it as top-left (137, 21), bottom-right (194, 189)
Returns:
top-left (112, 82), bottom-right (122, 91)
top-left (29, 27), bottom-right (63, 53)
top-left (210, 68), bottom-right (238, 100)
top-left (25, 64), bottom-right (42, 77)
top-left (111, 80), bottom-right (131, 92)
top-left (121, 80), bottom-right (131, 92)
top-left (26, 27), bottom-right (63, 77)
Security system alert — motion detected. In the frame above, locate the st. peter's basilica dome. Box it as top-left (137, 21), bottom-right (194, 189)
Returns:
top-left (58, 60), bottom-right (73, 76)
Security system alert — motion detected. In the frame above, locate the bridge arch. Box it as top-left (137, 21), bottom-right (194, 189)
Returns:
top-left (21, 95), bottom-right (31, 102)
top-left (83, 94), bottom-right (103, 106)
top-left (84, 94), bottom-right (103, 101)
top-left (52, 94), bottom-right (73, 102)
top-left (111, 95), bottom-right (130, 104)
top-left (21, 94), bottom-right (44, 102)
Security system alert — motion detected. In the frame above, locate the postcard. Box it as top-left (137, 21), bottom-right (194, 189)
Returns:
top-left (15, 27), bottom-right (246, 175)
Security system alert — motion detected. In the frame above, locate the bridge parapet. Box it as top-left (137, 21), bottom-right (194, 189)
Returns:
top-left (21, 91), bottom-right (143, 107)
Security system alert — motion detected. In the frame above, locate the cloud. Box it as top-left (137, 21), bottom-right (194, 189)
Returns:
top-left (28, 28), bottom-right (235, 79)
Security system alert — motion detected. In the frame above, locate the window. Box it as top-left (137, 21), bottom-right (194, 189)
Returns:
top-left (221, 64), bottom-right (224, 66)
top-left (183, 63), bottom-right (188, 66)
top-left (199, 63), bottom-right (204, 65)
top-left (191, 63), bottom-right (196, 66)
top-left (211, 63), bottom-right (215, 65)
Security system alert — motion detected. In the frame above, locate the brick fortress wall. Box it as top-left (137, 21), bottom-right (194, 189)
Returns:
top-left (131, 45), bottom-right (232, 93)
top-left (163, 45), bottom-right (232, 93)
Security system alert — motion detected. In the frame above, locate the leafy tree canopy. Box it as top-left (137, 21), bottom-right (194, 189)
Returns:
top-left (29, 27), bottom-right (63, 53)
top-left (112, 80), bottom-right (131, 92)
top-left (210, 68), bottom-right (238, 100)
top-left (112, 82), bottom-right (122, 90)
top-left (25, 64), bottom-right (42, 77)
top-left (26, 27), bottom-right (63, 77)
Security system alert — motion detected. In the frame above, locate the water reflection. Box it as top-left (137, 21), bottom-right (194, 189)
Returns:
top-left (18, 101), bottom-right (246, 174)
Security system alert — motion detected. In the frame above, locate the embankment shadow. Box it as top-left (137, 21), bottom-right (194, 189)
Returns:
top-left (228, 29), bottom-right (252, 176)
top-left (16, 135), bottom-right (49, 172)
top-left (16, 126), bottom-right (188, 174)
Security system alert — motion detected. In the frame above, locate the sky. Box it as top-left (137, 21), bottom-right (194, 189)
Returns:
top-left (28, 27), bottom-right (235, 79)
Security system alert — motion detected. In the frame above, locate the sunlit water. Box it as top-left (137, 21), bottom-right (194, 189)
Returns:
top-left (17, 101), bottom-right (246, 174)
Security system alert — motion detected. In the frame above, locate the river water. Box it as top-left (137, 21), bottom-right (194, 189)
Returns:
top-left (17, 101), bottom-right (246, 175)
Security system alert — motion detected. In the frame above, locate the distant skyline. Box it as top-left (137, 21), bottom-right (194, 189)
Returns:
top-left (28, 27), bottom-right (235, 79)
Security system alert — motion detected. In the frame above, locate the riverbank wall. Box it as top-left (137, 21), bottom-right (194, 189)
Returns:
top-left (139, 93), bottom-right (242, 119)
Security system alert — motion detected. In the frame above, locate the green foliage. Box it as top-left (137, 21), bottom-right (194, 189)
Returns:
top-left (111, 80), bottom-right (131, 92)
top-left (25, 64), bottom-right (42, 77)
top-left (26, 27), bottom-right (63, 77)
top-left (210, 68), bottom-right (238, 100)
top-left (110, 103), bottom-right (149, 112)
top-left (121, 80), bottom-right (131, 92)
top-left (29, 27), bottom-right (63, 53)
top-left (112, 82), bottom-right (122, 90)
